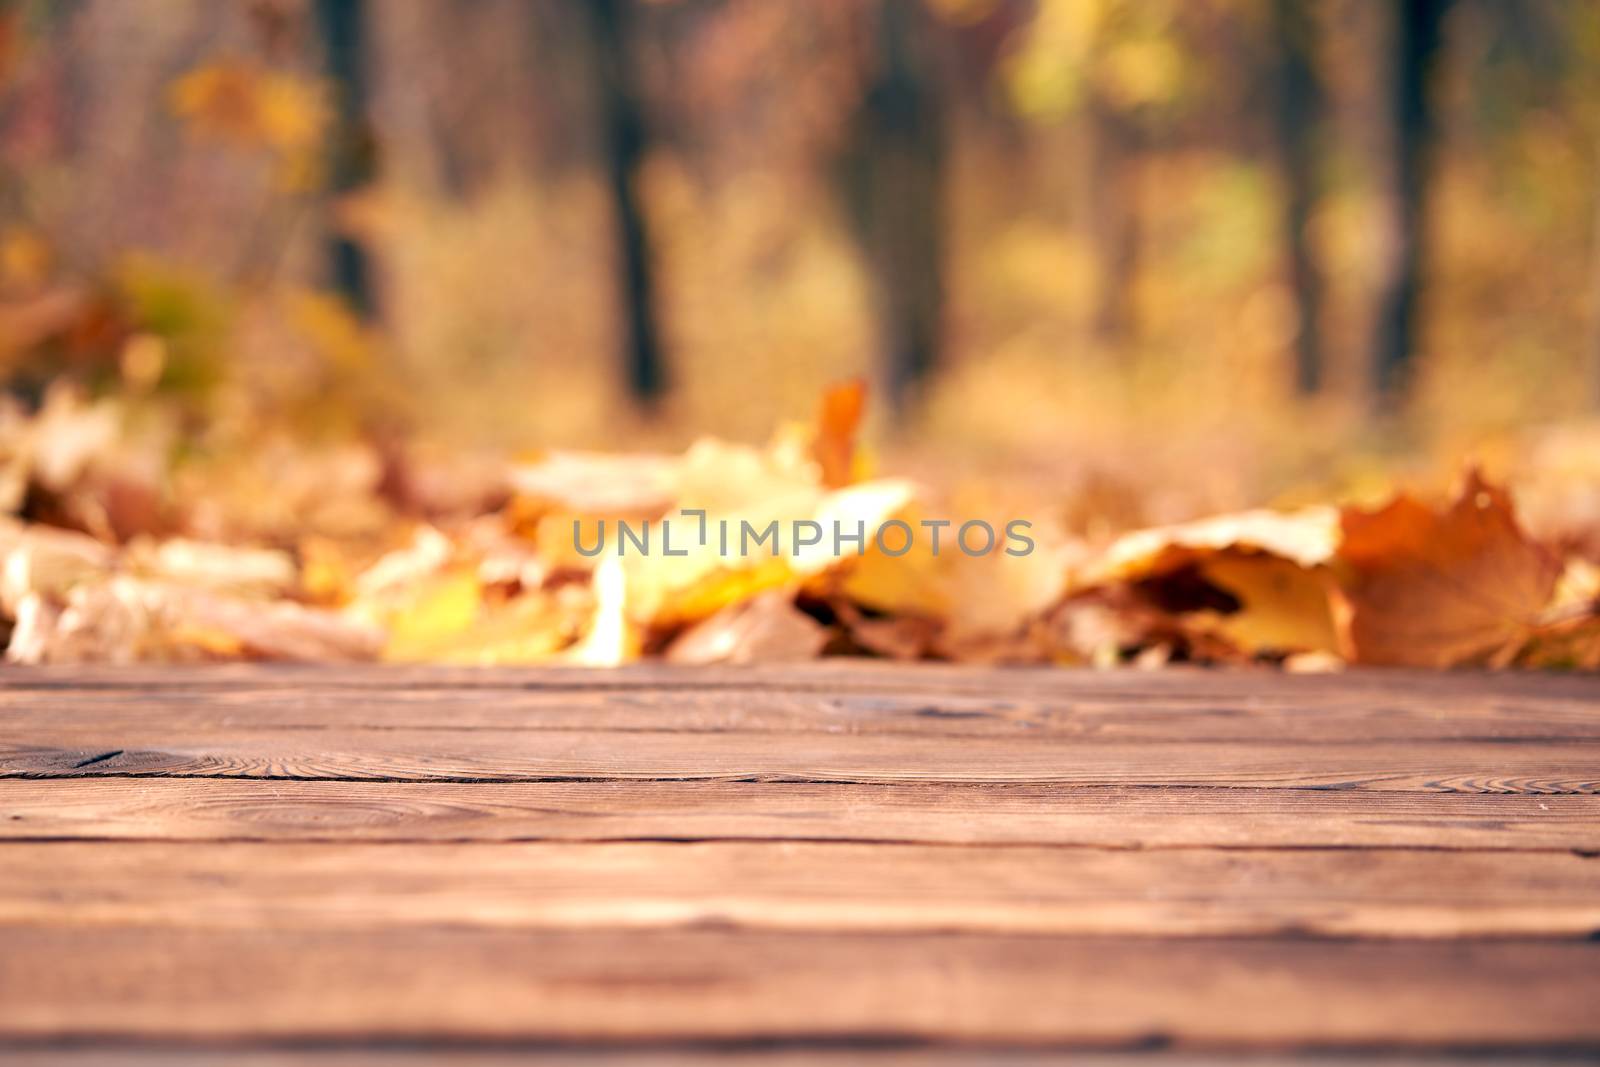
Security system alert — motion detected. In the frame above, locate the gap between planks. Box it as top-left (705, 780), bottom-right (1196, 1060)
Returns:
top-left (3, 663), bottom-right (1599, 710)
top-left (5, 673), bottom-right (1599, 745)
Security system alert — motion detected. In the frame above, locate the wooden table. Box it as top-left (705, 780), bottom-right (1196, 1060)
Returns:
top-left (1, 663), bottom-right (1598, 1063)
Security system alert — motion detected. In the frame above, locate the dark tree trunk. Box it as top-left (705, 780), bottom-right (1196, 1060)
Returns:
top-left (584, 0), bottom-right (666, 408)
top-left (313, 0), bottom-right (378, 320)
top-left (1371, 0), bottom-right (1450, 405)
top-left (1271, 0), bottom-right (1325, 395)
top-left (840, 0), bottom-right (947, 413)
top-left (1089, 99), bottom-right (1139, 350)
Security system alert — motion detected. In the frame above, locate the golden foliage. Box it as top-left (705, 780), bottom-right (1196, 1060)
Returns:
top-left (0, 384), bottom-right (1596, 671)
top-left (169, 60), bottom-right (329, 190)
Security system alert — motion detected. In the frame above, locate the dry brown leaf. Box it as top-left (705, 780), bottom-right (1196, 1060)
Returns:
top-left (1514, 614), bottom-right (1600, 670)
top-left (1042, 586), bottom-right (1251, 667)
top-left (830, 599), bottom-right (940, 660)
top-left (378, 446), bottom-right (512, 520)
top-left (166, 585), bottom-right (383, 661)
top-left (128, 537), bottom-right (297, 598)
top-left (1045, 593), bottom-right (1147, 667)
top-left (0, 519), bottom-right (115, 613)
top-left (0, 387), bottom-right (171, 541)
top-left (1501, 558), bottom-right (1600, 669)
top-left (5, 594), bottom-right (63, 663)
top-left (0, 287), bottom-right (86, 367)
top-left (352, 525), bottom-right (455, 600)
top-left (1332, 470), bottom-right (1561, 668)
top-left (511, 451), bottom-right (681, 518)
top-left (665, 589), bottom-right (829, 665)
top-left (27, 389), bottom-right (121, 494)
top-left (7, 576), bottom-right (381, 664)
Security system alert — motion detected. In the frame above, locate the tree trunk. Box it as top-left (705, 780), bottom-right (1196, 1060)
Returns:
top-left (313, 0), bottom-right (379, 320)
top-left (1371, 0), bottom-right (1449, 405)
top-left (1089, 99), bottom-right (1139, 351)
top-left (840, 0), bottom-right (946, 413)
top-left (1271, 0), bottom-right (1324, 395)
top-left (584, 0), bottom-right (666, 409)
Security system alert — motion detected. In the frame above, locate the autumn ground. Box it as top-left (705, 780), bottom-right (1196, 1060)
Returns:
top-left (2, 367), bottom-right (1598, 671)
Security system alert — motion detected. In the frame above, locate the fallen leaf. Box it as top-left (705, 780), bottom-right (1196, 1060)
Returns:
top-left (566, 556), bottom-right (635, 666)
top-left (1332, 470), bottom-right (1561, 667)
top-left (1080, 506), bottom-right (1341, 658)
top-left (666, 589), bottom-right (829, 664)
top-left (129, 537), bottom-right (297, 598)
top-left (379, 566), bottom-right (484, 661)
top-left (839, 503), bottom-right (1076, 647)
top-left (833, 601), bottom-right (940, 660)
top-left (814, 377), bottom-right (867, 488)
top-left (0, 519), bottom-right (115, 613)
top-left (7, 576), bottom-right (381, 664)
top-left (1091, 507), bottom-right (1340, 580)
top-left (511, 451), bottom-right (681, 518)
top-left (1178, 552), bottom-right (1340, 657)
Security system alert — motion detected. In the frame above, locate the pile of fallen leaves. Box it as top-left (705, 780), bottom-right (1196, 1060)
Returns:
top-left (0, 379), bottom-right (1597, 670)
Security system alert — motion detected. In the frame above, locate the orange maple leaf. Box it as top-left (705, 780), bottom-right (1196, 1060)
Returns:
top-left (1332, 469), bottom-right (1561, 668)
top-left (814, 378), bottom-right (867, 488)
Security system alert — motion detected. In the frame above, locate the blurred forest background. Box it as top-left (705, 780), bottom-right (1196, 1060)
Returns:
top-left (3, 0), bottom-right (1600, 521)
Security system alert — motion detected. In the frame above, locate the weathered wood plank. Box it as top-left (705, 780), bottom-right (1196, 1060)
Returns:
top-left (3, 779), bottom-right (1597, 850)
top-left (2, 926), bottom-right (1596, 1047)
top-left (5, 664), bottom-right (1597, 1054)
top-left (6, 683), bottom-right (1599, 742)
top-left (0, 1052), bottom-right (1585, 1067)
top-left (4, 729), bottom-right (1596, 792)
top-left (4, 840), bottom-right (1598, 938)
top-left (4, 662), bottom-right (1598, 704)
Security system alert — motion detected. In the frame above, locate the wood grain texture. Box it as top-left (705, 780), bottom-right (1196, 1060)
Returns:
top-left (6, 675), bottom-right (1599, 742)
top-left (5, 778), bottom-right (1598, 849)
top-left (3, 664), bottom-right (1599, 1054)
top-left (4, 661), bottom-right (1597, 703)
top-left (4, 840), bottom-right (1597, 938)
top-left (5, 729), bottom-right (1597, 792)
top-left (2, 1053), bottom-right (1587, 1067)
top-left (3, 925), bottom-right (1597, 1046)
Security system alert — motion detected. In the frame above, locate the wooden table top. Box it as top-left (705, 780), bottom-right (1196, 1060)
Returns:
top-left (1, 663), bottom-right (1598, 1063)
